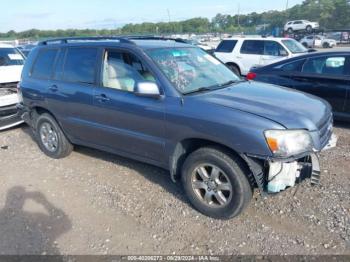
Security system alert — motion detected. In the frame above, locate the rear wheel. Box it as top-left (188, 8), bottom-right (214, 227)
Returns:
top-left (181, 147), bottom-right (252, 219)
top-left (227, 64), bottom-right (241, 76)
top-left (36, 113), bottom-right (73, 159)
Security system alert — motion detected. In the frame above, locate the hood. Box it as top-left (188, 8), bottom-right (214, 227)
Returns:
top-left (0, 65), bottom-right (23, 84)
top-left (196, 81), bottom-right (330, 130)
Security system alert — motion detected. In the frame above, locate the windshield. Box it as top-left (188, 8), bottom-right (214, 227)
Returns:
top-left (282, 39), bottom-right (308, 54)
top-left (147, 47), bottom-right (240, 94)
top-left (0, 48), bottom-right (25, 66)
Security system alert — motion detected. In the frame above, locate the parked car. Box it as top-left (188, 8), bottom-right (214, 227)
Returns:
top-left (0, 44), bottom-right (25, 130)
top-left (247, 52), bottom-right (350, 121)
top-left (17, 44), bottom-right (37, 57)
top-left (19, 37), bottom-right (336, 219)
top-left (180, 38), bottom-right (213, 52)
top-left (214, 37), bottom-right (309, 76)
top-left (300, 35), bottom-right (337, 48)
top-left (284, 20), bottom-right (319, 33)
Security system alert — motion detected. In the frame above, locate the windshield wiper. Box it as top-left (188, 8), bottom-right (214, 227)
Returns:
top-left (183, 87), bottom-right (213, 95)
top-left (217, 80), bottom-right (239, 88)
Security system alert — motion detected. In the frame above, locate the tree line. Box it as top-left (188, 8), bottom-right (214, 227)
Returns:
top-left (1, 0), bottom-right (350, 40)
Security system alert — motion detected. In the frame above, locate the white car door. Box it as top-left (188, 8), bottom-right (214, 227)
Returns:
top-left (293, 21), bottom-right (304, 31)
top-left (314, 36), bottom-right (322, 47)
top-left (238, 40), bottom-right (264, 74)
top-left (260, 41), bottom-right (288, 67)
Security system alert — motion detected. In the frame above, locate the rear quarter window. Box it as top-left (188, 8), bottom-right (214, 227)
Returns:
top-left (63, 48), bottom-right (97, 84)
top-left (31, 49), bottom-right (58, 79)
top-left (216, 40), bottom-right (238, 53)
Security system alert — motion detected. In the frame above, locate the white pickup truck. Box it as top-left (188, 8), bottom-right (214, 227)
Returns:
top-left (0, 43), bottom-right (25, 131)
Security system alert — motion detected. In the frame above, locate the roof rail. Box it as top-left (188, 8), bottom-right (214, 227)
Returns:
top-left (126, 36), bottom-right (187, 43)
top-left (38, 36), bottom-right (134, 46)
top-left (38, 35), bottom-right (188, 46)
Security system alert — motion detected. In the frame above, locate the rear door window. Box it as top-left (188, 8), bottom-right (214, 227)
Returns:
top-left (63, 48), bottom-right (97, 84)
top-left (279, 59), bottom-right (305, 72)
top-left (216, 40), bottom-right (238, 53)
top-left (31, 49), bottom-right (58, 79)
top-left (302, 56), bottom-right (346, 76)
top-left (240, 40), bottom-right (264, 55)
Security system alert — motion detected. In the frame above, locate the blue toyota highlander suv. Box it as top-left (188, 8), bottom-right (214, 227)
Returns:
top-left (18, 37), bottom-right (336, 219)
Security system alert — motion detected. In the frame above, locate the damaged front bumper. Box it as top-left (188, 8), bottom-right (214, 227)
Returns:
top-left (0, 105), bottom-right (23, 131)
top-left (0, 84), bottom-right (23, 131)
top-left (242, 133), bottom-right (337, 195)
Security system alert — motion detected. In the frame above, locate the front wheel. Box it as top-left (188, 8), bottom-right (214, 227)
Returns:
top-left (306, 25), bottom-right (312, 33)
top-left (181, 147), bottom-right (252, 219)
top-left (36, 113), bottom-right (73, 159)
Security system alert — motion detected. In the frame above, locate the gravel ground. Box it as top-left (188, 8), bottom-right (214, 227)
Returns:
top-left (0, 124), bottom-right (349, 255)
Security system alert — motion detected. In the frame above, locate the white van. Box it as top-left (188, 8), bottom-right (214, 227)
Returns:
top-left (0, 43), bottom-right (25, 130)
top-left (214, 37), bottom-right (309, 76)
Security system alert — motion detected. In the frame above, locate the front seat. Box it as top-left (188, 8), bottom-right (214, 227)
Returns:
top-left (106, 59), bottom-right (136, 92)
top-left (104, 59), bottom-right (122, 90)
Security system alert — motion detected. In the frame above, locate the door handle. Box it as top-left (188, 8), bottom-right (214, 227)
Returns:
top-left (49, 85), bottom-right (58, 92)
top-left (95, 94), bottom-right (110, 102)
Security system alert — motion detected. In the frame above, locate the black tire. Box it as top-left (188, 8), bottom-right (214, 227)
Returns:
top-left (35, 113), bottom-right (73, 159)
top-left (227, 64), bottom-right (241, 76)
top-left (287, 28), bottom-right (293, 34)
top-left (323, 42), bottom-right (330, 48)
top-left (181, 147), bottom-right (252, 219)
top-left (306, 25), bottom-right (312, 33)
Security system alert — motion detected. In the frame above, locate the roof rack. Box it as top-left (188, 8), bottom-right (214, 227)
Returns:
top-left (38, 36), bottom-right (134, 46)
top-left (38, 35), bottom-right (187, 46)
top-left (126, 36), bottom-right (187, 43)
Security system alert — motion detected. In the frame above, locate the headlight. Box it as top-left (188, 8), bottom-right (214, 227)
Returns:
top-left (264, 130), bottom-right (313, 157)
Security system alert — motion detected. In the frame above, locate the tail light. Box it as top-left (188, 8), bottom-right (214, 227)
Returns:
top-left (246, 72), bottom-right (257, 80)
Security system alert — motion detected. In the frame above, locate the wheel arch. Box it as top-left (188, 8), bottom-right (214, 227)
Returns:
top-left (169, 138), bottom-right (257, 188)
top-left (225, 62), bottom-right (241, 75)
top-left (29, 106), bottom-right (71, 140)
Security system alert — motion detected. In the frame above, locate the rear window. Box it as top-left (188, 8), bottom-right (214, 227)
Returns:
top-left (216, 40), bottom-right (238, 53)
top-left (31, 49), bottom-right (58, 79)
top-left (0, 48), bottom-right (25, 66)
top-left (240, 40), bottom-right (264, 55)
top-left (63, 48), bottom-right (97, 84)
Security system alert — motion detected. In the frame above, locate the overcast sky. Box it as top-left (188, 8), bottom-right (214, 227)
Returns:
top-left (1, 0), bottom-right (303, 32)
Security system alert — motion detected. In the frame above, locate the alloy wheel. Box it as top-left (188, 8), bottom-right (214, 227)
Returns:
top-left (191, 164), bottom-right (233, 207)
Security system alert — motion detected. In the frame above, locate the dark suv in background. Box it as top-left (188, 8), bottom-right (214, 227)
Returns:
top-left (18, 37), bottom-right (336, 219)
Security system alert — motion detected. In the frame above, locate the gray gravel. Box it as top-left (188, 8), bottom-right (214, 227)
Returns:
top-left (0, 124), bottom-right (349, 255)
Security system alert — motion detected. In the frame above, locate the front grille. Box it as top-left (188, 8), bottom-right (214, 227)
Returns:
top-left (318, 113), bottom-right (333, 149)
top-left (0, 104), bottom-right (18, 118)
top-left (0, 82), bottom-right (18, 89)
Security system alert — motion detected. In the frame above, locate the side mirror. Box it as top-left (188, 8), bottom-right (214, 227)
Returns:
top-left (134, 82), bottom-right (161, 99)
